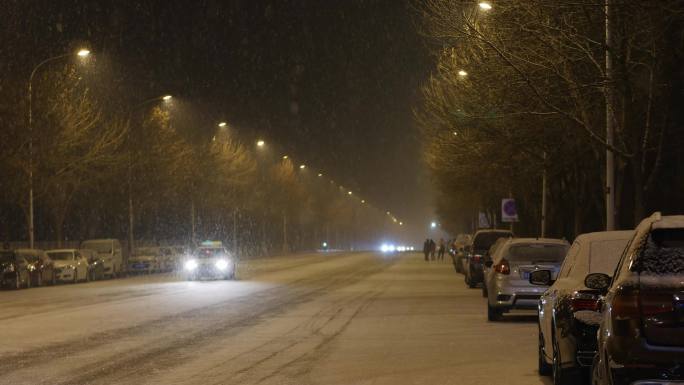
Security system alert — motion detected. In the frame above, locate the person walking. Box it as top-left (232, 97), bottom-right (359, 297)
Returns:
top-left (423, 239), bottom-right (430, 261)
top-left (429, 239), bottom-right (436, 261)
top-left (438, 238), bottom-right (446, 261)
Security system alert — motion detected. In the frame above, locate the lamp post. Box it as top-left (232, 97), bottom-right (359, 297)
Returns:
top-left (27, 49), bottom-right (90, 248)
top-left (126, 95), bottom-right (172, 268)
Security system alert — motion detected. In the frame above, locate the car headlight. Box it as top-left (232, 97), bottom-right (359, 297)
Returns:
top-left (184, 259), bottom-right (198, 271)
top-left (215, 259), bottom-right (229, 270)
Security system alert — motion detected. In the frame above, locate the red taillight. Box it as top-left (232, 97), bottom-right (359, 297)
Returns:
top-left (571, 293), bottom-right (600, 312)
top-left (640, 291), bottom-right (674, 316)
top-left (472, 254), bottom-right (482, 263)
top-left (612, 289), bottom-right (640, 321)
top-left (494, 258), bottom-right (510, 275)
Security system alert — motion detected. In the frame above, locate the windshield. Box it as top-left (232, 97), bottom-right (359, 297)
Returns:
top-left (47, 252), bottom-right (75, 261)
top-left (508, 244), bottom-right (567, 263)
top-left (81, 242), bottom-right (112, 254)
top-left (473, 232), bottom-right (512, 250)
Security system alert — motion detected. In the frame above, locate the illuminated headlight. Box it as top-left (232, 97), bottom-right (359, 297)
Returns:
top-left (215, 259), bottom-right (229, 270)
top-left (184, 259), bottom-right (198, 271)
top-left (380, 244), bottom-right (389, 253)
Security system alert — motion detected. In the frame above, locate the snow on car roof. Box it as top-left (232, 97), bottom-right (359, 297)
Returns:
top-left (574, 230), bottom-right (634, 243)
top-left (507, 237), bottom-right (568, 245)
top-left (651, 215), bottom-right (684, 229)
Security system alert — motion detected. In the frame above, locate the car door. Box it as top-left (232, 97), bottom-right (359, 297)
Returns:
top-left (541, 241), bottom-right (579, 353)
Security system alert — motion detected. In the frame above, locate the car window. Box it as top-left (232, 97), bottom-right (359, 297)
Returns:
top-left (588, 238), bottom-right (630, 274)
top-left (559, 241), bottom-right (579, 278)
top-left (633, 228), bottom-right (684, 274)
top-left (507, 244), bottom-right (568, 262)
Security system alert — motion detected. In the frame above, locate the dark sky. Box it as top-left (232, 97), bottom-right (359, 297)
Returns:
top-left (8, 0), bottom-right (434, 237)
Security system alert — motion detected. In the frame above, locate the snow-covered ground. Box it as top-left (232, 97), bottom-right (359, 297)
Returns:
top-left (0, 252), bottom-right (551, 385)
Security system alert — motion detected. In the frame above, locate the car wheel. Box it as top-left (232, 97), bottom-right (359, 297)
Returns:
top-left (487, 303), bottom-right (501, 321)
top-left (538, 330), bottom-right (552, 376)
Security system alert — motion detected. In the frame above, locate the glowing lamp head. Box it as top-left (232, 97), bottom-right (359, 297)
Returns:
top-left (77, 49), bottom-right (90, 57)
top-left (299, 164), bottom-right (306, 169)
top-left (479, 2), bottom-right (492, 10)
top-left (162, 95), bottom-right (172, 101)
top-left (218, 122), bottom-right (227, 127)
top-left (257, 140), bottom-right (265, 147)
top-left (458, 70), bottom-right (468, 77)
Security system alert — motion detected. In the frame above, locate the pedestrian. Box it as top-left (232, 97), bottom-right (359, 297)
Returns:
top-left (438, 238), bottom-right (446, 261)
top-left (429, 239), bottom-right (436, 261)
top-left (423, 239), bottom-right (430, 261)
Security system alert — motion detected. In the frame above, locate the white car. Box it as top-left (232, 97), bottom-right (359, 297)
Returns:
top-left (46, 249), bottom-right (90, 283)
top-left (183, 242), bottom-right (235, 280)
top-left (129, 247), bottom-right (162, 274)
top-left (81, 239), bottom-right (123, 278)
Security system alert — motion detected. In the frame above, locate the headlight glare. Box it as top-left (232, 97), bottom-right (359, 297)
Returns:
top-left (215, 259), bottom-right (229, 270)
top-left (184, 259), bottom-right (198, 271)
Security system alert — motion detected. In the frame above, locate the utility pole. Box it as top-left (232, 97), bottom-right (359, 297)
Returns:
top-left (541, 152), bottom-right (547, 237)
top-left (605, 0), bottom-right (616, 230)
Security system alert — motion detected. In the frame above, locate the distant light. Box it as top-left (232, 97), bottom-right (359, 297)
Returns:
top-left (162, 95), bottom-right (172, 101)
top-left (479, 2), bottom-right (492, 10)
top-left (386, 211), bottom-right (391, 215)
top-left (282, 155), bottom-right (288, 159)
top-left (393, 218), bottom-right (397, 223)
top-left (299, 164), bottom-right (306, 169)
top-left (453, 131), bottom-right (458, 136)
top-left (458, 70), bottom-right (468, 77)
top-left (257, 140), bottom-right (265, 147)
top-left (218, 122), bottom-right (227, 127)
top-left (431, 221), bottom-right (437, 228)
top-left (380, 244), bottom-right (390, 253)
top-left (77, 49), bottom-right (90, 57)
top-left (399, 222), bottom-right (403, 226)
top-left (361, 200), bottom-right (365, 204)
top-left (318, 173), bottom-right (323, 177)
top-left (348, 191), bottom-right (352, 195)
top-left (322, 242), bottom-right (328, 248)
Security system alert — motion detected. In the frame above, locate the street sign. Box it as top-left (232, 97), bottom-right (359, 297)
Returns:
top-left (501, 198), bottom-right (519, 222)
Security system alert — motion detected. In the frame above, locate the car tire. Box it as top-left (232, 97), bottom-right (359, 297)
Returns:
top-left (14, 274), bottom-right (21, 290)
top-left (487, 303), bottom-right (501, 321)
top-left (538, 330), bottom-right (552, 376)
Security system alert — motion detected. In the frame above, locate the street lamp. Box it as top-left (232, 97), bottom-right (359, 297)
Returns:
top-left (27, 48), bottom-right (91, 248)
top-left (431, 221), bottom-right (438, 228)
top-left (256, 139), bottom-right (265, 147)
top-left (361, 200), bottom-right (365, 204)
top-left (458, 70), bottom-right (468, 77)
top-left (162, 95), bottom-right (172, 101)
top-left (348, 191), bottom-right (352, 195)
top-left (218, 121), bottom-right (227, 127)
top-left (282, 155), bottom-right (288, 159)
top-left (299, 164), bottom-right (306, 169)
top-left (479, 2), bottom-right (492, 10)
top-left (317, 173), bottom-right (323, 177)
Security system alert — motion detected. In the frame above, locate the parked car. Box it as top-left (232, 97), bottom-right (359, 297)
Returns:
top-left (452, 233), bottom-right (472, 273)
top-left (529, 230), bottom-right (633, 384)
top-left (484, 237), bottom-right (569, 321)
top-left (464, 229), bottom-right (514, 288)
top-left (80, 239), bottom-right (123, 278)
top-left (80, 249), bottom-right (105, 281)
top-left (481, 237), bottom-right (508, 298)
top-left (0, 250), bottom-right (32, 289)
top-left (183, 241), bottom-right (235, 280)
top-left (16, 248), bottom-right (56, 286)
top-left (592, 213), bottom-right (684, 385)
top-left (46, 249), bottom-right (91, 283)
top-left (129, 247), bottom-right (162, 274)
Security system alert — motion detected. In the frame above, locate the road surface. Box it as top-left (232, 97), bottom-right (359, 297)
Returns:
top-left (0, 252), bottom-right (551, 385)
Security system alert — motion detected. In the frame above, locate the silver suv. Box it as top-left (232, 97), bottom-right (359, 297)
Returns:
top-left (484, 238), bottom-right (569, 321)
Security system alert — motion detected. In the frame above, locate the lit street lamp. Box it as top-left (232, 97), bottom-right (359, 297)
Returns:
top-left (479, 2), bottom-right (492, 10)
top-left (299, 164), bottom-right (306, 169)
top-left (27, 48), bottom-right (90, 248)
top-left (458, 70), bottom-right (468, 77)
top-left (218, 121), bottom-right (227, 127)
top-left (256, 139), bottom-right (265, 147)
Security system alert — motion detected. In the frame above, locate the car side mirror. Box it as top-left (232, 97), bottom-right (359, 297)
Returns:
top-left (484, 260), bottom-right (493, 268)
top-left (584, 273), bottom-right (611, 291)
top-left (529, 270), bottom-right (553, 286)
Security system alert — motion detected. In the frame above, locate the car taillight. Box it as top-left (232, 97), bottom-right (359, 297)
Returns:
top-left (612, 288), bottom-right (640, 320)
top-left (494, 258), bottom-right (510, 275)
top-left (640, 291), bottom-right (674, 316)
top-left (472, 254), bottom-right (482, 263)
top-left (571, 292), bottom-right (600, 312)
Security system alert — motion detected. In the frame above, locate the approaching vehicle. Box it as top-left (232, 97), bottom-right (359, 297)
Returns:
top-left (80, 239), bottom-right (123, 278)
top-left (0, 250), bottom-right (32, 289)
top-left (465, 229), bottom-right (514, 288)
top-left (16, 248), bottom-right (56, 286)
top-left (452, 233), bottom-right (472, 273)
top-left (183, 241), bottom-right (236, 280)
top-left (529, 230), bottom-right (633, 384)
top-left (592, 213), bottom-right (684, 385)
top-left (81, 249), bottom-right (105, 281)
top-left (484, 238), bottom-right (568, 321)
top-left (129, 247), bottom-right (162, 274)
top-left (46, 249), bottom-right (91, 283)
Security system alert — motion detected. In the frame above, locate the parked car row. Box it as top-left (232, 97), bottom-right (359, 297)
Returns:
top-left (450, 212), bottom-right (684, 385)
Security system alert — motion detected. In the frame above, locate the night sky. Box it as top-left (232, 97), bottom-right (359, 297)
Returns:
top-left (5, 0), bottom-right (434, 237)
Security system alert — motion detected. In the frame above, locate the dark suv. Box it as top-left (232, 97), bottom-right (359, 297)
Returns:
top-left (592, 213), bottom-right (684, 385)
top-left (464, 229), bottom-right (514, 288)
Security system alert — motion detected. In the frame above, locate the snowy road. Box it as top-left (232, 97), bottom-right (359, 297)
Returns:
top-left (0, 252), bottom-right (551, 385)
